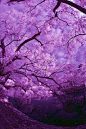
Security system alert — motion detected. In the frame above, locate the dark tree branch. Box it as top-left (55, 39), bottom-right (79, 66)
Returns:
top-left (4, 71), bottom-right (11, 82)
top-left (13, 70), bottom-right (31, 81)
top-left (0, 62), bottom-right (4, 76)
top-left (60, 0), bottom-right (86, 14)
top-left (0, 37), bottom-right (6, 58)
top-left (67, 33), bottom-right (86, 47)
top-left (16, 32), bottom-right (41, 52)
top-left (7, 0), bottom-right (24, 3)
top-left (53, 0), bottom-right (86, 14)
top-left (4, 84), bottom-right (26, 91)
top-left (6, 56), bottom-right (21, 66)
top-left (31, 73), bottom-right (62, 90)
top-left (31, 73), bottom-right (63, 97)
top-left (34, 38), bottom-right (43, 46)
top-left (0, 71), bottom-right (11, 87)
top-left (53, 0), bottom-right (61, 14)
top-left (28, 0), bottom-right (45, 13)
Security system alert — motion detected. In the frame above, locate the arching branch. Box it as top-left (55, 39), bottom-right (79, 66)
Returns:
top-left (54, 0), bottom-right (86, 14)
top-left (61, 0), bottom-right (86, 14)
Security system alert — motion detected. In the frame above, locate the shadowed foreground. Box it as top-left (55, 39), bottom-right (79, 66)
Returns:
top-left (0, 101), bottom-right (68, 129)
top-left (8, 86), bottom-right (86, 128)
top-left (0, 100), bottom-right (86, 129)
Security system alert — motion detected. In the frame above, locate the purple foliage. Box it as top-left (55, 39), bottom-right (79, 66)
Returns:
top-left (0, 0), bottom-right (86, 127)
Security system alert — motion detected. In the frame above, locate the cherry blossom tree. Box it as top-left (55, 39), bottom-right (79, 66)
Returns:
top-left (0, 0), bottom-right (86, 110)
